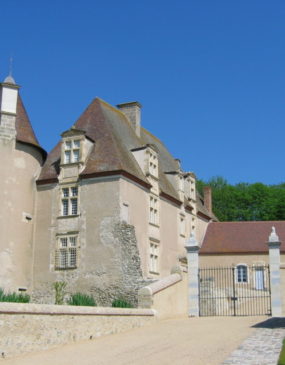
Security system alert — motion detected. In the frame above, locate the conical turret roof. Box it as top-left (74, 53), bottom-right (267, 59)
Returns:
top-left (15, 95), bottom-right (46, 158)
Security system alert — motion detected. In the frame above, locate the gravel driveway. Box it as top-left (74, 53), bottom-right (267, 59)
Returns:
top-left (3, 316), bottom-right (267, 365)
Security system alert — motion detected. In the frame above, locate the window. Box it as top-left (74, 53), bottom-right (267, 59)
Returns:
top-left (179, 176), bottom-right (184, 191)
top-left (149, 151), bottom-right (158, 177)
top-left (149, 195), bottom-right (159, 225)
top-left (61, 186), bottom-right (78, 216)
top-left (180, 215), bottom-right (186, 237)
top-left (190, 179), bottom-right (195, 200)
top-left (55, 235), bottom-right (78, 269)
top-left (149, 241), bottom-right (159, 274)
top-left (236, 265), bottom-right (248, 283)
top-left (63, 139), bottom-right (81, 164)
top-left (191, 217), bottom-right (196, 231)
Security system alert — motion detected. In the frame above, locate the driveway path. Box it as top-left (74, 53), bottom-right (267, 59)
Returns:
top-left (3, 316), bottom-right (267, 365)
top-left (223, 317), bottom-right (285, 365)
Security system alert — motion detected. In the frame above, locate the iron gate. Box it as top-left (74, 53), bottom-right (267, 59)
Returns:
top-left (199, 266), bottom-right (271, 316)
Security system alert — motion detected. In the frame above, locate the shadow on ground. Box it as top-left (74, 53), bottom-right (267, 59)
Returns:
top-left (252, 317), bottom-right (285, 329)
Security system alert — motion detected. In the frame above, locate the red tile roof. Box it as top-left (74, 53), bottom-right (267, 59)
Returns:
top-left (200, 221), bottom-right (285, 254)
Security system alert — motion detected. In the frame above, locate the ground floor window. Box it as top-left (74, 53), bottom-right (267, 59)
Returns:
top-left (55, 235), bottom-right (78, 269)
top-left (236, 264), bottom-right (248, 283)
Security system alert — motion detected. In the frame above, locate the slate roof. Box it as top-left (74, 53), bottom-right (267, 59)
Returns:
top-left (37, 98), bottom-right (179, 198)
top-left (37, 97), bottom-right (215, 217)
top-left (200, 221), bottom-right (285, 254)
top-left (16, 95), bottom-right (46, 158)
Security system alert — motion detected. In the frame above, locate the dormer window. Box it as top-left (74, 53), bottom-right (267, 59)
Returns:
top-left (63, 139), bottom-right (81, 164)
top-left (149, 151), bottom-right (158, 177)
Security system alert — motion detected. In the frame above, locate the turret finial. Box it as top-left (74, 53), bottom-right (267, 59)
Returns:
top-left (4, 56), bottom-right (16, 84)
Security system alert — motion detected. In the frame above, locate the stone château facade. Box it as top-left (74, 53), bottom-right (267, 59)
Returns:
top-left (0, 75), bottom-right (214, 305)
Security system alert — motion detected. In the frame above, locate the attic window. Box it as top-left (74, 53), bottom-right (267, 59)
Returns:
top-left (63, 139), bottom-right (81, 164)
top-left (149, 151), bottom-right (158, 177)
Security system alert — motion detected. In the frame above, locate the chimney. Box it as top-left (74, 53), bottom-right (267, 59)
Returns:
top-left (203, 186), bottom-right (212, 215)
top-left (117, 101), bottom-right (141, 138)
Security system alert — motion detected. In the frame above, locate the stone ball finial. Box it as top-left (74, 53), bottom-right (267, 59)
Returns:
top-left (185, 232), bottom-right (199, 249)
top-left (269, 226), bottom-right (279, 242)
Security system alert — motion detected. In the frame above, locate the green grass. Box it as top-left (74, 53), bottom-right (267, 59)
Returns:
top-left (0, 288), bottom-right (30, 303)
top-left (278, 339), bottom-right (285, 365)
top-left (68, 293), bottom-right (96, 306)
top-left (112, 298), bottom-right (133, 308)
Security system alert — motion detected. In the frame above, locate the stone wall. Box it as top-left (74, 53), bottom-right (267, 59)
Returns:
top-left (90, 222), bottom-right (152, 307)
top-left (0, 302), bottom-right (156, 359)
top-left (32, 221), bottom-right (153, 307)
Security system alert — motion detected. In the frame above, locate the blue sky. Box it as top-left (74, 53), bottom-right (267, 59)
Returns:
top-left (1, 1), bottom-right (284, 185)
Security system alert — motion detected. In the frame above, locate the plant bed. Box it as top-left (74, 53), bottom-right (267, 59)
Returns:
top-left (68, 293), bottom-right (96, 306)
top-left (0, 288), bottom-right (30, 303)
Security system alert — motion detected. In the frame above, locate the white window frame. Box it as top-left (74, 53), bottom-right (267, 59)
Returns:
top-left (236, 264), bottom-right (248, 283)
top-left (149, 240), bottom-right (159, 274)
top-left (149, 195), bottom-right (159, 226)
top-left (63, 139), bottom-right (81, 164)
top-left (61, 186), bottom-right (79, 216)
top-left (55, 234), bottom-right (78, 269)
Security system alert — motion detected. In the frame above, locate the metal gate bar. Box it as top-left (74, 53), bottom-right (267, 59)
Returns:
top-left (199, 265), bottom-right (271, 317)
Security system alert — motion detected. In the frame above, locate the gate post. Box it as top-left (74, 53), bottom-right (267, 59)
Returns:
top-left (185, 233), bottom-right (200, 317)
top-left (268, 227), bottom-right (282, 317)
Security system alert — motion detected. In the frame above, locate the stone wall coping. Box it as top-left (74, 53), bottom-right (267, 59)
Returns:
top-left (0, 302), bottom-right (156, 316)
top-left (139, 273), bottom-right (182, 296)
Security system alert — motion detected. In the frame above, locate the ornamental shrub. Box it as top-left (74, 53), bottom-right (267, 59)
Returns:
top-left (0, 288), bottom-right (30, 303)
top-left (112, 298), bottom-right (133, 308)
top-left (68, 293), bottom-right (96, 306)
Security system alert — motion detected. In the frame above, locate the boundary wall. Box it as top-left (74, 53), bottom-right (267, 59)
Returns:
top-left (0, 303), bottom-right (156, 359)
top-left (138, 269), bottom-right (188, 318)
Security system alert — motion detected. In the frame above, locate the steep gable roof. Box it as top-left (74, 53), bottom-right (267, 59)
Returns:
top-left (37, 98), bottom-right (150, 187)
top-left (200, 221), bottom-right (285, 254)
top-left (37, 98), bottom-right (182, 203)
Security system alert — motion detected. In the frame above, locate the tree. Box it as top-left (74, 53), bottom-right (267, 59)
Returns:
top-left (197, 177), bottom-right (285, 222)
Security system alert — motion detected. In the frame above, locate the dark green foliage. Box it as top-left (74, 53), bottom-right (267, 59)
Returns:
top-left (68, 293), bottom-right (96, 306)
top-left (0, 288), bottom-right (30, 303)
top-left (198, 176), bottom-right (285, 222)
top-left (112, 298), bottom-right (133, 308)
top-left (277, 339), bottom-right (285, 365)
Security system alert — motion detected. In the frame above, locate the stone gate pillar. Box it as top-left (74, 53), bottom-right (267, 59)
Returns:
top-left (268, 227), bottom-right (282, 317)
top-left (185, 233), bottom-right (200, 317)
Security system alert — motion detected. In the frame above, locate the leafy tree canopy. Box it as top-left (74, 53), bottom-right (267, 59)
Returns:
top-left (197, 176), bottom-right (285, 222)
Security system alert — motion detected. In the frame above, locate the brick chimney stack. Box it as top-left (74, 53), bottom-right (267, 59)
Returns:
top-left (203, 186), bottom-right (212, 215)
top-left (117, 101), bottom-right (141, 138)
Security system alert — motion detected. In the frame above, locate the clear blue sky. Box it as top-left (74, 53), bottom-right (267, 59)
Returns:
top-left (1, 1), bottom-right (284, 185)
